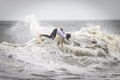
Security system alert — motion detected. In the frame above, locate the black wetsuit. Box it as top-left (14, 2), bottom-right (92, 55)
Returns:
top-left (41, 29), bottom-right (57, 40)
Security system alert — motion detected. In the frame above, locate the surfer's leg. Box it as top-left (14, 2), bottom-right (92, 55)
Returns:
top-left (41, 34), bottom-right (52, 38)
top-left (50, 29), bottom-right (57, 40)
top-left (37, 34), bottom-right (42, 43)
top-left (41, 29), bottom-right (57, 39)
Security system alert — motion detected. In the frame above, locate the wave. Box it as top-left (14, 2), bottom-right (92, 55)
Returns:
top-left (0, 15), bottom-right (120, 78)
top-left (0, 25), bottom-right (120, 69)
top-left (1, 15), bottom-right (120, 80)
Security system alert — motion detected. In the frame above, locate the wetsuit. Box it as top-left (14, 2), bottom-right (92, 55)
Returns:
top-left (42, 28), bottom-right (66, 40)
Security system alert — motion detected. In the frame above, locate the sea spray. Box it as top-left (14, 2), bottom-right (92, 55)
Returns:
top-left (7, 15), bottom-right (54, 43)
top-left (22, 15), bottom-right (40, 36)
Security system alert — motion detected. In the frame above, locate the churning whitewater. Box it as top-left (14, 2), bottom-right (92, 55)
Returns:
top-left (0, 15), bottom-right (120, 80)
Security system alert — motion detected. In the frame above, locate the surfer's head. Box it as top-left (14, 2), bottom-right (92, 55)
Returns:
top-left (66, 33), bottom-right (71, 41)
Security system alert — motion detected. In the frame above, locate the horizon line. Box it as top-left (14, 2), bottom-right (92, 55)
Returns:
top-left (0, 19), bottom-right (120, 21)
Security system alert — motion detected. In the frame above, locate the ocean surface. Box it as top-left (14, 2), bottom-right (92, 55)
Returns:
top-left (0, 20), bottom-right (120, 43)
top-left (0, 16), bottom-right (120, 80)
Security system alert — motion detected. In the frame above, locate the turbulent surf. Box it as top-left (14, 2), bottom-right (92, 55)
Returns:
top-left (0, 15), bottom-right (120, 80)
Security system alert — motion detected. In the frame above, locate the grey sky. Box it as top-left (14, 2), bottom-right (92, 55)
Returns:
top-left (0, 0), bottom-right (120, 20)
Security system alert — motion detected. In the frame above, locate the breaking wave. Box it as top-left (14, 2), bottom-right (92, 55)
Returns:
top-left (0, 15), bottom-right (120, 79)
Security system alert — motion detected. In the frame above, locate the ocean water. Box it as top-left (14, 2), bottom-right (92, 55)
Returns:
top-left (0, 20), bottom-right (120, 43)
top-left (0, 15), bottom-right (120, 80)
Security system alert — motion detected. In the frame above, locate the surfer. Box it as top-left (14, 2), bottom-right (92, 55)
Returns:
top-left (38, 27), bottom-right (71, 47)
